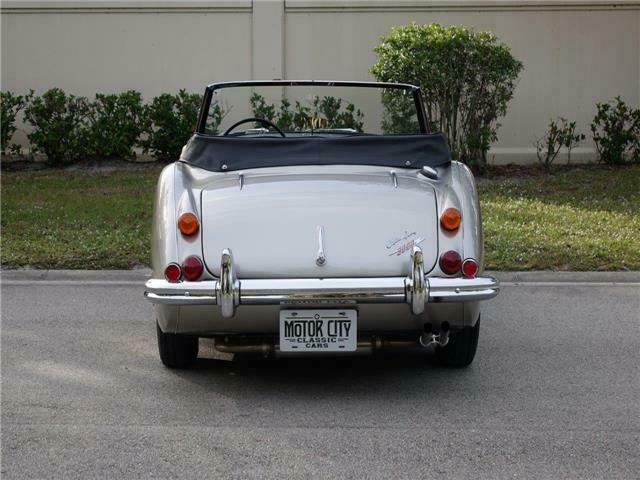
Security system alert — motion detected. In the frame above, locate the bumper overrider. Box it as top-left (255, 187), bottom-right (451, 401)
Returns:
top-left (144, 246), bottom-right (499, 318)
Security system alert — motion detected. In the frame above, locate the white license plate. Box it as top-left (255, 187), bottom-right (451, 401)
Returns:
top-left (279, 309), bottom-right (357, 352)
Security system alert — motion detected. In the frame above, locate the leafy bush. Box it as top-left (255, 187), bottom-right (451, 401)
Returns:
top-left (371, 22), bottom-right (523, 169)
top-left (380, 89), bottom-right (420, 134)
top-left (1, 91), bottom-right (31, 155)
top-left (143, 90), bottom-right (227, 161)
top-left (535, 118), bottom-right (585, 171)
top-left (591, 97), bottom-right (640, 165)
top-left (142, 90), bottom-right (201, 162)
top-left (87, 91), bottom-right (147, 159)
top-left (249, 93), bottom-right (364, 132)
top-left (23, 88), bottom-right (91, 165)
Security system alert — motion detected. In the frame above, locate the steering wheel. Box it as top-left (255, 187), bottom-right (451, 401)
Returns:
top-left (223, 117), bottom-right (286, 137)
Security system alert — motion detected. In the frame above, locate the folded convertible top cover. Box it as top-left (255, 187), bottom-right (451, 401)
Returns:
top-left (179, 133), bottom-right (451, 172)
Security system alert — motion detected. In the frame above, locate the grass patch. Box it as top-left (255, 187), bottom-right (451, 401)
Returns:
top-left (1, 164), bottom-right (639, 270)
top-left (480, 165), bottom-right (640, 270)
top-left (1, 167), bottom-right (161, 269)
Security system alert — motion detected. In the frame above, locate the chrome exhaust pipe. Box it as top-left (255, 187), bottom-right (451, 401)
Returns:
top-left (213, 337), bottom-right (420, 356)
top-left (419, 321), bottom-right (450, 347)
top-left (214, 341), bottom-right (273, 357)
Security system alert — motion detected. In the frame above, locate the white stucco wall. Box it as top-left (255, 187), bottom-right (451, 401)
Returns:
top-left (2, 0), bottom-right (639, 163)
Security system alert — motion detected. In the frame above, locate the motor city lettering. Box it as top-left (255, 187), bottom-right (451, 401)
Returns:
top-left (283, 319), bottom-right (351, 348)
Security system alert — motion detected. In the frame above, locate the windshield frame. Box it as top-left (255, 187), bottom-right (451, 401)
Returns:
top-left (195, 80), bottom-right (428, 135)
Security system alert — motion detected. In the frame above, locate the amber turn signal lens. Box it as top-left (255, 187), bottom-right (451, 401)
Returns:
top-left (440, 208), bottom-right (462, 231)
top-left (164, 263), bottom-right (182, 282)
top-left (182, 255), bottom-right (204, 281)
top-left (440, 250), bottom-right (462, 275)
top-left (178, 212), bottom-right (199, 236)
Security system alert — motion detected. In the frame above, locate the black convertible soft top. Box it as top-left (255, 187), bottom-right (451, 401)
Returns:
top-left (179, 133), bottom-right (451, 172)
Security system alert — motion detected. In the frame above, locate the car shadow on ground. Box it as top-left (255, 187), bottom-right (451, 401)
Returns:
top-left (165, 344), bottom-right (478, 401)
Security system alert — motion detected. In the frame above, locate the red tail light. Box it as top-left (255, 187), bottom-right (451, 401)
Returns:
top-left (462, 258), bottom-right (479, 278)
top-left (182, 255), bottom-right (203, 281)
top-left (164, 263), bottom-right (182, 282)
top-left (440, 250), bottom-right (462, 275)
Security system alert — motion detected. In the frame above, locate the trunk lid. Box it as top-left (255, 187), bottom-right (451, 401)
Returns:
top-left (201, 170), bottom-right (438, 278)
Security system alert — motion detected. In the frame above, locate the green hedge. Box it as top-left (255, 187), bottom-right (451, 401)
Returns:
top-left (1, 91), bottom-right (31, 156)
top-left (1, 88), bottom-right (224, 165)
top-left (2, 86), bottom-right (639, 167)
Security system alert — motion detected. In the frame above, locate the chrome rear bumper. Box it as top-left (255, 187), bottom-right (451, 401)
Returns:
top-left (145, 246), bottom-right (499, 318)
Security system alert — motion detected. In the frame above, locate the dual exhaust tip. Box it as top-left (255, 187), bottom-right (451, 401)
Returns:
top-left (419, 321), bottom-right (450, 348)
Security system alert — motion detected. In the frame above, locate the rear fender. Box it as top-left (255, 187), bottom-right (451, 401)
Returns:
top-left (151, 164), bottom-right (178, 277)
top-left (452, 161), bottom-right (483, 270)
top-left (151, 162), bottom-right (216, 280)
top-left (432, 165), bottom-right (464, 276)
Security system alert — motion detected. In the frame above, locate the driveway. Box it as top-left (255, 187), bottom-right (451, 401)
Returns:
top-left (1, 271), bottom-right (639, 479)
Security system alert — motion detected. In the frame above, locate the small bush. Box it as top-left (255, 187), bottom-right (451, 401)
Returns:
top-left (535, 118), bottom-right (584, 171)
top-left (591, 97), bottom-right (640, 165)
top-left (380, 89), bottom-right (420, 134)
top-left (23, 88), bottom-right (91, 165)
top-left (143, 90), bottom-right (221, 162)
top-left (142, 90), bottom-right (200, 162)
top-left (249, 93), bottom-right (364, 131)
top-left (1, 91), bottom-right (31, 155)
top-left (371, 22), bottom-right (523, 169)
top-left (87, 91), bottom-right (147, 159)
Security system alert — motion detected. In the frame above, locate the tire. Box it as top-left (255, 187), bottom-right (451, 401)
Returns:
top-left (156, 322), bottom-right (199, 369)
top-left (435, 317), bottom-right (480, 368)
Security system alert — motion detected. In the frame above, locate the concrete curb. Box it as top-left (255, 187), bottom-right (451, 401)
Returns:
top-left (490, 271), bottom-right (640, 283)
top-left (2, 269), bottom-right (639, 283)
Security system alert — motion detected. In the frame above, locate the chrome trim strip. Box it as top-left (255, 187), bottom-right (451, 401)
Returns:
top-left (145, 278), bottom-right (217, 295)
top-left (316, 225), bottom-right (327, 266)
top-left (145, 249), bottom-right (499, 311)
top-left (428, 276), bottom-right (500, 302)
top-left (145, 275), bottom-right (499, 307)
top-left (389, 170), bottom-right (398, 188)
top-left (240, 277), bottom-right (406, 304)
top-left (144, 292), bottom-right (218, 305)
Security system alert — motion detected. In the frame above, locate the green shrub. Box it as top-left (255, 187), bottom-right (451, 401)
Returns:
top-left (371, 22), bottom-right (523, 169)
top-left (249, 93), bottom-right (364, 132)
top-left (143, 90), bottom-right (228, 161)
top-left (87, 91), bottom-right (147, 159)
top-left (142, 90), bottom-right (201, 162)
top-left (1, 91), bottom-right (31, 155)
top-left (380, 89), bottom-right (420, 134)
top-left (535, 118), bottom-right (585, 171)
top-left (23, 88), bottom-right (91, 165)
top-left (591, 97), bottom-right (640, 165)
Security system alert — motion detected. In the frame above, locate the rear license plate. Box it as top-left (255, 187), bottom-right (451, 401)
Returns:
top-left (279, 309), bottom-right (357, 352)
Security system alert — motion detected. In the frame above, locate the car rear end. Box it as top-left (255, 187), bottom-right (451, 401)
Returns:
top-left (144, 80), bottom-right (499, 368)
top-left (145, 160), bottom-right (498, 361)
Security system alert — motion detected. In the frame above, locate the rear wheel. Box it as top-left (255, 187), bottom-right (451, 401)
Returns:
top-left (156, 322), bottom-right (199, 368)
top-left (435, 317), bottom-right (480, 368)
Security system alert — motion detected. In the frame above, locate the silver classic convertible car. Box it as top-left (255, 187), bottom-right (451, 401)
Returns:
top-left (144, 80), bottom-right (499, 368)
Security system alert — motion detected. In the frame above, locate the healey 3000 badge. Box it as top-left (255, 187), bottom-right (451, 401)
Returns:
top-left (386, 230), bottom-right (424, 256)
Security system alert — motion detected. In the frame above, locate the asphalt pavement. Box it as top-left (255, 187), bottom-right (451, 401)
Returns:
top-left (1, 271), bottom-right (639, 479)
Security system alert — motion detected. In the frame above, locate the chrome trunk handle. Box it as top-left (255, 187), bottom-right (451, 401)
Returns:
top-left (316, 225), bottom-right (327, 266)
